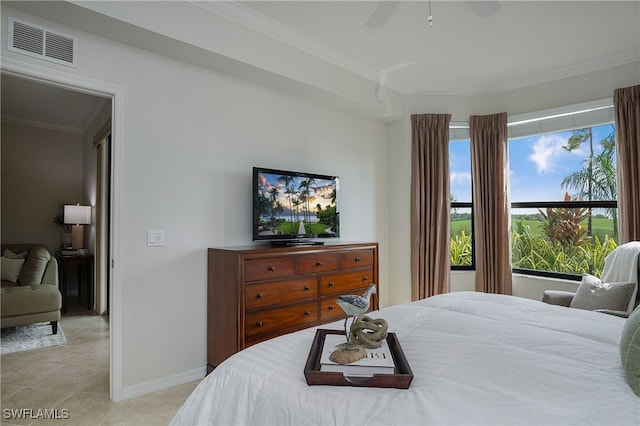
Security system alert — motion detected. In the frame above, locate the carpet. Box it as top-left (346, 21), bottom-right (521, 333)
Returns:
top-left (1, 322), bottom-right (66, 355)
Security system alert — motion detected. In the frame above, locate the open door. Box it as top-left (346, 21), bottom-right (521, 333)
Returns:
top-left (94, 126), bottom-right (111, 315)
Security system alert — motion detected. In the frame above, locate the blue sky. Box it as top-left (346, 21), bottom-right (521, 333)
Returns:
top-left (449, 123), bottom-right (616, 203)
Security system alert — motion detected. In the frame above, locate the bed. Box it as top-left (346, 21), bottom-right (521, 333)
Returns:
top-left (171, 291), bottom-right (639, 425)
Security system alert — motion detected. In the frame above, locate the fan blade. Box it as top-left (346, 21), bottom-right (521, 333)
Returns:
top-left (366, 1), bottom-right (399, 28)
top-left (465, 1), bottom-right (501, 18)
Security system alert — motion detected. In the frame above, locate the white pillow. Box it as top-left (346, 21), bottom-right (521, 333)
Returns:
top-left (580, 273), bottom-right (639, 313)
top-left (570, 274), bottom-right (636, 313)
top-left (1, 256), bottom-right (26, 283)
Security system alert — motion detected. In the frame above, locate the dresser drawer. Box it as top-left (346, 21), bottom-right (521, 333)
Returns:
top-left (297, 253), bottom-right (339, 274)
top-left (244, 257), bottom-right (296, 282)
top-left (320, 269), bottom-right (374, 295)
top-left (320, 295), bottom-right (343, 322)
top-left (245, 302), bottom-right (318, 338)
top-left (340, 249), bottom-right (374, 269)
top-left (320, 291), bottom-right (374, 322)
top-left (245, 278), bottom-right (317, 310)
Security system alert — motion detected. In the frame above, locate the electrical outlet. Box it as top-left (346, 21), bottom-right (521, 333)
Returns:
top-left (147, 229), bottom-right (165, 247)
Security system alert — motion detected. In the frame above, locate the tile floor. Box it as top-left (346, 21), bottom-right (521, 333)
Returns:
top-left (1, 309), bottom-right (200, 425)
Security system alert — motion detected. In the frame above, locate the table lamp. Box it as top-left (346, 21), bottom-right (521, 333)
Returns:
top-left (64, 204), bottom-right (91, 250)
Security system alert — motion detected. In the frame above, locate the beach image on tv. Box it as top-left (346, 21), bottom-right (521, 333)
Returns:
top-left (256, 170), bottom-right (339, 237)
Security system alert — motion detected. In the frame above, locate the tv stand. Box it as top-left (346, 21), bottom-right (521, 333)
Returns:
top-left (270, 240), bottom-right (325, 247)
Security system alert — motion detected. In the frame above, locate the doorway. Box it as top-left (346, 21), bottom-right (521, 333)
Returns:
top-left (1, 57), bottom-right (124, 400)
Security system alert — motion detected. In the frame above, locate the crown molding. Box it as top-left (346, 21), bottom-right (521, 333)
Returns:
top-left (484, 49), bottom-right (640, 96)
top-left (1, 115), bottom-right (83, 135)
top-left (406, 50), bottom-right (639, 97)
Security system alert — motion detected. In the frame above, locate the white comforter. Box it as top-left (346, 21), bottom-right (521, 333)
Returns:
top-left (172, 292), bottom-right (640, 425)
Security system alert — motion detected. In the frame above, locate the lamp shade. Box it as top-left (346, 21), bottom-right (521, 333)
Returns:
top-left (64, 204), bottom-right (91, 225)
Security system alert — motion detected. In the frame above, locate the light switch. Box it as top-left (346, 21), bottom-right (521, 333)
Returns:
top-left (147, 229), bottom-right (165, 247)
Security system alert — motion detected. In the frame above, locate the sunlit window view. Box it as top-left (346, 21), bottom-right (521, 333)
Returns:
top-left (509, 123), bottom-right (618, 276)
top-left (449, 140), bottom-right (473, 268)
top-left (450, 123), bottom-right (618, 277)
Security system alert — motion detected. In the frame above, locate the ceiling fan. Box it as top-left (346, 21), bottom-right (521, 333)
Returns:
top-left (366, 1), bottom-right (501, 28)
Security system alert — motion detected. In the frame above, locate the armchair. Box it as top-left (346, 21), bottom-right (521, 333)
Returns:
top-left (542, 241), bottom-right (640, 318)
top-left (1, 244), bottom-right (62, 334)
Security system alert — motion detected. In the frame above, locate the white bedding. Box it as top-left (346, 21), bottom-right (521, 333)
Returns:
top-left (172, 292), bottom-right (640, 425)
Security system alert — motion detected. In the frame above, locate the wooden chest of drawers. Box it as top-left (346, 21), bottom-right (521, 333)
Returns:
top-left (207, 242), bottom-right (378, 372)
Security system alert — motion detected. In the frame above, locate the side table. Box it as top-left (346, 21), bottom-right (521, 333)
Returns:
top-left (60, 254), bottom-right (94, 313)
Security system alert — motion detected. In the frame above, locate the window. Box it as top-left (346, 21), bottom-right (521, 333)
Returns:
top-left (450, 139), bottom-right (474, 269)
top-left (448, 101), bottom-right (618, 279)
top-left (509, 123), bottom-right (618, 278)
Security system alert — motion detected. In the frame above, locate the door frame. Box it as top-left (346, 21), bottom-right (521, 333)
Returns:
top-left (2, 57), bottom-right (125, 401)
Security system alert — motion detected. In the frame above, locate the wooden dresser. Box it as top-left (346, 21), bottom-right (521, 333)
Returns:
top-left (207, 242), bottom-right (379, 372)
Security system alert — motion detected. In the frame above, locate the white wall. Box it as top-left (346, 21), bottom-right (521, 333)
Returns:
top-left (1, 122), bottom-right (85, 253)
top-left (1, 6), bottom-right (387, 398)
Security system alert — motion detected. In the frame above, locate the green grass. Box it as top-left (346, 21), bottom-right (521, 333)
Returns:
top-left (451, 216), bottom-right (616, 242)
top-left (273, 222), bottom-right (330, 235)
top-left (451, 220), bottom-right (472, 235)
top-left (450, 217), bottom-right (619, 273)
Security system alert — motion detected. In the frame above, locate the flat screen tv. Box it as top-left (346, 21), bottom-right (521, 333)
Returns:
top-left (253, 167), bottom-right (340, 245)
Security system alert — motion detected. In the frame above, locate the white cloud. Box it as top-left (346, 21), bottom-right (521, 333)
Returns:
top-left (528, 134), bottom-right (568, 173)
top-left (450, 171), bottom-right (471, 186)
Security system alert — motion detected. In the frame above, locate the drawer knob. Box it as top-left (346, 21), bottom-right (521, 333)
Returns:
top-left (304, 286), bottom-right (310, 291)
top-left (328, 305), bottom-right (334, 311)
top-left (268, 265), bottom-right (275, 271)
top-left (256, 321), bottom-right (263, 327)
top-left (363, 276), bottom-right (369, 281)
top-left (355, 257), bottom-right (361, 262)
top-left (256, 293), bottom-right (263, 299)
top-left (328, 282), bottom-right (335, 287)
top-left (316, 261), bottom-right (322, 266)
top-left (304, 310), bottom-right (310, 316)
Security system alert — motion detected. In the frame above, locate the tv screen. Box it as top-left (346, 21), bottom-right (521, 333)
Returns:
top-left (253, 167), bottom-right (340, 243)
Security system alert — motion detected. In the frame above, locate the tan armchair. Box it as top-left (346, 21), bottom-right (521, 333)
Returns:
top-left (1, 244), bottom-right (62, 334)
top-left (542, 241), bottom-right (640, 318)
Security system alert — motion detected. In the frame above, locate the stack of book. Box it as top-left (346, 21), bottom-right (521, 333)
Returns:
top-left (319, 334), bottom-right (395, 377)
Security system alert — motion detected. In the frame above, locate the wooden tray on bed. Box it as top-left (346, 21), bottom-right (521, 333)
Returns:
top-left (304, 329), bottom-right (413, 389)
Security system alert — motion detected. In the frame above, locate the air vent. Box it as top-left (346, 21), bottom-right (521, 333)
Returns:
top-left (8, 17), bottom-right (77, 67)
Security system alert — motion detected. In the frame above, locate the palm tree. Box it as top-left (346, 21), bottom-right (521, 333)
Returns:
top-left (562, 128), bottom-right (594, 235)
top-left (292, 198), bottom-right (301, 223)
top-left (561, 125), bottom-right (617, 239)
top-left (280, 175), bottom-right (296, 234)
top-left (306, 178), bottom-right (316, 221)
top-left (268, 187), bottom-right (279, 226)
top-left (298, 178), bottom-right (315, 223)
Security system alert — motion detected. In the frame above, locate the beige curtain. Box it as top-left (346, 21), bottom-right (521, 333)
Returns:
top-left (410, 114), bottom-right (452, 300)
top-left (614, 85), bottom-right (640, 243)
top-left (470, 112), bottom-right (512, 294)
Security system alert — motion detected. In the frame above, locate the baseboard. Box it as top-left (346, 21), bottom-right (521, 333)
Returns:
top-left (115, 366), bottom-right (205, 402)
